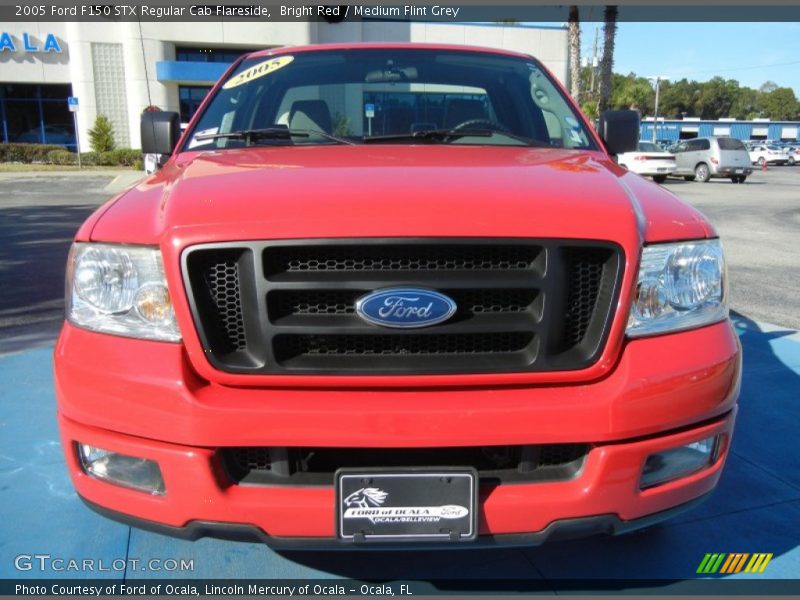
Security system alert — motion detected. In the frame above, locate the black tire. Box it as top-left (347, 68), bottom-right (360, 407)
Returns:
top-left (695, 163), bottom-right (711, 183)
top-left (757, 157), bottom-right (766, 167)
top-left (788, 157), bottom-right (796, 166)
top-left (652, 175), bottom-right (667, 183)
top-left (683, 176), bottom-right (695, 182)
top-left (738, 176), bottom-right (747, 184)
top-left (730, 177), bottom-right (738, 183)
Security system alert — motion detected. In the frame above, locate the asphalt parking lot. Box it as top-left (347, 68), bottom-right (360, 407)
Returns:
top-left (0, 166), bottom-right (799, 588)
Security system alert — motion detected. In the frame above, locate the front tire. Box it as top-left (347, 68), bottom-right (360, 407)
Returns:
top-left (757, 157), bottom-right (766, 167)
top-left (695, 163), bottom-right (710, 183)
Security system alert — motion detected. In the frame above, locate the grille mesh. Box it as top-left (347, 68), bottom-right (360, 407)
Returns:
top-left (563, 248), bottom-right (608, 346)
top-left (265, 244), bottom-right (541, 275)
top-left (224, 444), bottom-right (589, 476)
top-left (194, 252), bottom-right (247, 352)
top-left (275, 332), bottom-right (533, 359)
top-left (269, 289), bottom-right (538, 319)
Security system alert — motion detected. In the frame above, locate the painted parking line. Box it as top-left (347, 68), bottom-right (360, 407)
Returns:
top-left (0, 318), bottom-right (798, 582)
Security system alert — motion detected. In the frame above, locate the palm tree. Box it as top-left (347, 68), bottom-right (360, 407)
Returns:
top-left (596, 5), bottom-right (618, 114)
top-left (568, 6), bottom-right (581, 102)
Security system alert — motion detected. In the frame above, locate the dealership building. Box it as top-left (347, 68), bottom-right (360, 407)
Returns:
top-left (641, 117), bottom-right (800, 144)
top-left (0, 21), bottom-right (568, 151)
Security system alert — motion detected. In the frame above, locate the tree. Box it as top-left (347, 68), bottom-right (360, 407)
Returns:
top-left (610, 73), bottom-right (654, 113)
top-left (730, 87), bottom-right (760, 120)
top-left (695, 77), bottom-right (738, 119)
top-left (759, 81), bottom-right (779, 94)
top-left (567, 6), bottom-right (581, 102)
top-left (658, 79), bottom-right (702, 118)
top-left (89, 114), bottom-right (115, 153)
top-left (760, 87), bottom-right (800, 120)
top-left (595, 5), bottom-right (618, 115)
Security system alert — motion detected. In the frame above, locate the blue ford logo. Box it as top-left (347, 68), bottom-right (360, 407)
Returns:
top-left (355, 288), bottom-right (457, 329)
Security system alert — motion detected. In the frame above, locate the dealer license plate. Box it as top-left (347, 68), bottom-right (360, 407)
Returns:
top-left (336, 469), bottom-right (478, 542)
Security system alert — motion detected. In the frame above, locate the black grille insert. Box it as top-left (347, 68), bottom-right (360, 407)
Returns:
top-left (182, 239), bottom-right (622, 375)
top-left (221, 444), bottom-right (590, 486)
top-left (264, 244), bottom-right (542, 275)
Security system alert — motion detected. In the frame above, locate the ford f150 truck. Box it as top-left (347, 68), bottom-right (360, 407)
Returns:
top-left (55, 43), bottom-right (740, 547)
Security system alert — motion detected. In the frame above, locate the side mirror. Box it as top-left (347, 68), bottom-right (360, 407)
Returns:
top-left (141, 111), bottom-right (181, 156)
top-left (598, 110), bottom-right (640, 155)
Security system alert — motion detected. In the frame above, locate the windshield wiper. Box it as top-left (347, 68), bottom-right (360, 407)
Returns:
top-left (194, 127), bottom-right (355, 145)
top-left (363, 128), bottom-right (549, 147)
top-left (363, 128), bottom-right (492, 143)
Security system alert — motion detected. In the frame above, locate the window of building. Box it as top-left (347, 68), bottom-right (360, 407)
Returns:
top-left (1, 84), bottom-right (75, 149)
top-left (179, 86), bottom-right (212, 124)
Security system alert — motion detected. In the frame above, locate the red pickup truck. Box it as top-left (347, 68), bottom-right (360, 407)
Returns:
top-left (55, 43), bottom-right (740, 548)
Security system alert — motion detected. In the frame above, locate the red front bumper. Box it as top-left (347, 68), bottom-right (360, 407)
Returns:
top-left (55, 319), bottom-right (741, 542)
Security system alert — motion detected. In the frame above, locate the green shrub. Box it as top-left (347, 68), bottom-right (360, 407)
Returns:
top-left (132, 158), bottom-right (144, 171)
top-left (88, 114), bottom-right (115, 153)
top-left (46, 149), bottom-right (77, 165)
top-left (0, 143), bottom-right (66, 162)
top-left (79, 152), bottom-right (98, 166)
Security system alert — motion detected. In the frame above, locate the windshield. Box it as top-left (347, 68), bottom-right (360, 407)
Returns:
top-left (637, 142), bottom-right (660, 152)
top-left (718, 137), bottom-right (746, 151)
top-left (183, 48), bottom-right (597, 151)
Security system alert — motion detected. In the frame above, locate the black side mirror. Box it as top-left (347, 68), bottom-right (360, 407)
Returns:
top-left (598, 110), bottom-right (640, 155)
top-left (141, 112), bottom-right (181, 156)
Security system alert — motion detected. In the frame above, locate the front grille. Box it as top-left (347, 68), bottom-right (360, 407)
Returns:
top-left (221, 444), bottom-right (590, 486)
top-left (183, 239), bottom-right (622, 375)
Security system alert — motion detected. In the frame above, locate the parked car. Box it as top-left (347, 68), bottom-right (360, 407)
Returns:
top-left (749, 144), bottom-right (789, 166)
top-left (672, 136), bottom-right (752, 183)
top-left (55, 43), bottom-right (739, 548)
top-left (15, 124), bottom-right (76, 147)
top-left (617, 141), bottom-right (676, 182)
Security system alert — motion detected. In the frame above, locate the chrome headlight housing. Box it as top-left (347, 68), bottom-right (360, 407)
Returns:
top-left (627, 239), bottom-right (728, 337)
top-left (66, 243), bottom-right (181, 342)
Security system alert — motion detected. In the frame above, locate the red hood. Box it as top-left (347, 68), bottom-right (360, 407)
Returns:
top-left (89, 145), bottom-right (713, 245)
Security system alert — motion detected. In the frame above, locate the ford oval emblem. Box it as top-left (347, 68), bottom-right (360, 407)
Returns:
top-left (355, 288), bottom-right (457, 329)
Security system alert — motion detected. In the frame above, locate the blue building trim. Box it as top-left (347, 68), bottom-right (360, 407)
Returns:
top-left (156, 61), bottom-right (230, 84)
top-left (640, 120), bottom-right (800, 143)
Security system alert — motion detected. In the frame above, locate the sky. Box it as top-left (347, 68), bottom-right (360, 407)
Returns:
top-left (579, 22), bottom-right (800, 95)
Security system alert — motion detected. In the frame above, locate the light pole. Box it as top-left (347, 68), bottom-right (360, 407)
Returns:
top-left (648, 76), bottom-right (668, 143)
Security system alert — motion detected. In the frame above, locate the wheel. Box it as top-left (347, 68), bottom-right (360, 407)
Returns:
top-left (683, 176), bottom-right (695, 182)
top-left (757, 156), bottom-right (766, 167)
top-left (694, 163), bottom-right (710, 183)
top-left (788, 157), bottom-right (796, 166)
top-left (652, 175), bottom-right (667, 183)
top-left (730, 177), bottom-right (738, 183)
top-left (738, 176), bottom-right (747, 184)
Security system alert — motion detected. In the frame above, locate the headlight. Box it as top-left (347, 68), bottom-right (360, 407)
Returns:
top-left (626, 240), bottom-right (727, 337)
top-left (66, 243), bottom-right (181, 342)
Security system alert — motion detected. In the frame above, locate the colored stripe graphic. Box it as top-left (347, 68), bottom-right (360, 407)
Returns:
top-left (697, 553), bottom-right (727, 574)
top-left (744, 553), bottom-right (774, 573)
top-left (720, 553), bottom-right (750, 574)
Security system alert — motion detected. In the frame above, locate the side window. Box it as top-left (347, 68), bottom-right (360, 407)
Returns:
top-left (675, 142), bottom-right (687, 153)
top-left (699, 139), bottom-right (711, 151)
top-left (685, 140), bottom-right (698, 152)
